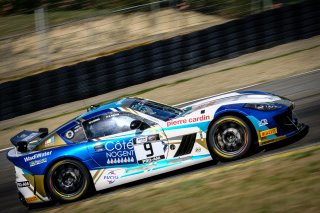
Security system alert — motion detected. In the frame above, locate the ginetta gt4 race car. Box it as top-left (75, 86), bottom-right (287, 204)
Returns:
top-left (7, 91), bottom-right (306, 205)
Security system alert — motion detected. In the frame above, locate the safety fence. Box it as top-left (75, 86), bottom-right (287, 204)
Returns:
top-left (0, 0), bottom-right (290, 77)
top-left (0, 0), bottom-right (319, 120)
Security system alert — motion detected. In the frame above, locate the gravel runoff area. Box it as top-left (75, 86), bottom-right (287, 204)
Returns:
top-left (39, 144), bottom-right (320, 213)
top-left (0, 35), bottom-right (319, 149)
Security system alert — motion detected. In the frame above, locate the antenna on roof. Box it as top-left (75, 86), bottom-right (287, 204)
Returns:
top-left (87, 104), bottom-right (100, 112)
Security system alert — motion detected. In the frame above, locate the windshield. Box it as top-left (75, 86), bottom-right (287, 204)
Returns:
top-left (126, 98), bottom-right (183, 121)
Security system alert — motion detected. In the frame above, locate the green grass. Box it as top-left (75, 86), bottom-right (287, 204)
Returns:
top-left (45, 145), bottom-right (320, 213)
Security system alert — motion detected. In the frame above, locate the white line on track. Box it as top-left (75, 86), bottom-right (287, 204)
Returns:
top-left (1, 68), bottom-right (319, 153)
top-left (0, 147), bottom-right (13, 152)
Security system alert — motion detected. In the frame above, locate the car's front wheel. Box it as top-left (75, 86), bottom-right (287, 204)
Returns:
top-left (46, 159), bottom-right (90, 202)
top-left (208, 116), bottom-right (253, 161)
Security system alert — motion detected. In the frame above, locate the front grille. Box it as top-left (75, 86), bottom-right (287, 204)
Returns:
top-left (274, 110), bottom-right (299, 132)
top-left (174, 133), bottom-right (197, 157)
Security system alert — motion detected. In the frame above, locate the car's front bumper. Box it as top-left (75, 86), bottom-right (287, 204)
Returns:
top-left (257, 105), bottom-right (307, 146)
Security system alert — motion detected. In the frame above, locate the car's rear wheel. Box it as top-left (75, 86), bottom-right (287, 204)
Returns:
top-left (46, 159), bottom-right (90, 202)
top-left (208, 116), bottom-right (253, 161)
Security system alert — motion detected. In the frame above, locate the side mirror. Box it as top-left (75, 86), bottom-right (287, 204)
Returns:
top-left (17, 141), bottom-right (28, 153)
top-left (130, 120), bottom-right (143, 130)
top-left (38, 128), bottom-right (48, 138)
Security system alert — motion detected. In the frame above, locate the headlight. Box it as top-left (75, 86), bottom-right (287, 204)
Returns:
top-left (244, 103), bottom-right (281, 111)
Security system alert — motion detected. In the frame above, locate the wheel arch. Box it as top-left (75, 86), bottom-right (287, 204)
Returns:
top-left (43, 156), bottom-right (94, 200)
top-left (207, 110), bottom-right (258, 144)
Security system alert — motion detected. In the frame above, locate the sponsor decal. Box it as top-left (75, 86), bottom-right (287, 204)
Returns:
top-left (24, 151), bottom-right (52, 162)
top-left (190, 101), bottom-right (216, 111)
top-left (65, 130), bottom-right (74, 139)
top-left (260, 128), bottom-right (277, 137)
top-left (17, 181), bottom-right (30, 188)
top-left (195, 147), bottom-right (201, 152)
top-left (74, 125), bottom-right (83, 133)
top-left (135, 136), bottom-right (147, 144)
top-left (167, 115), bottom-right (210, 127)
top-left (138, 155), bottom-right (165, 164)
top-left (25, 196), bottom-right (38, 203)
top-left (103, 169), bottom-right (125, 184)
top-left (45, 136), bottom-right (55, 146)
top-left (89, 117), bottom-right (101, 124)
top-left (105, 140), bottom-right (136, 164)
top-left (134, 135), bottom-right (159, 144)
top-left (107, 157), bottom-right (135, 164)
top-left (29, 158), bottom-right (47, 167)
top-left (258, 119), bottom-right (268, 127)
top-left (105, 113), bottom-right (119, 118)
top-left (104, 170), bottom-right (119, 184)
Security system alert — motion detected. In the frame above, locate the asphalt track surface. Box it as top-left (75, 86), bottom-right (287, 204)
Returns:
top-left (0, 69), bottom-right (319, 212)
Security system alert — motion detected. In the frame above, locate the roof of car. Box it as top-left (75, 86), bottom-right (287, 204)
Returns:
top-left (78, 100), bottom-right (123, 120)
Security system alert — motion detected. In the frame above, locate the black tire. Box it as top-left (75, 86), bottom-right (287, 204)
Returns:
top-left (207, 116), bottom-right (253, 161)
top-left (45, 159), bottom-right (90, 202)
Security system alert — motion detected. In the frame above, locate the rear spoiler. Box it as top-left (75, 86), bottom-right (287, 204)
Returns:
top-left (10, 129), bottom-right (48, 152)
top-left (10, 130), bottom-right (42, 146)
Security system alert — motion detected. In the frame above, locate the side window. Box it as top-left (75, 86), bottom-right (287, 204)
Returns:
top-left (83, 112), bottom-right (147, 139)
top-left (63, 124), bottom-right (87, 143)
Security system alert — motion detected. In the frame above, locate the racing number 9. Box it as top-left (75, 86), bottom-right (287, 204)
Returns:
top-left (143, 142), bottom-right (154, 157)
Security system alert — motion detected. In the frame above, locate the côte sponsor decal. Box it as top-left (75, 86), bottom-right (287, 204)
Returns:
top-left (167, 115), bottom-right (210, 127)
top-left (24, 151), bottom-right (52, 162)
top-left (107, 157), bottom-right (135, 164)
top-left (260, 128), bottom-right (277, 137)
top-left (29, 158), bottom-right (47, 167)
top-left (17, 181), bottom-right (30, 188)
top-left (105, 140), bottom-right (136, 164)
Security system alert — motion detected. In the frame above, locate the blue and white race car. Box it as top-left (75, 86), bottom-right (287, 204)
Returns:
top-left (7, 91), bottom-right (306, 205)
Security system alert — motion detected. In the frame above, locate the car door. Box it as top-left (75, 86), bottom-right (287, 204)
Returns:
top-left (84, 111), bottom-right (168, 168)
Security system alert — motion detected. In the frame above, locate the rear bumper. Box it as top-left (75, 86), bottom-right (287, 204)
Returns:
top-left (14, 166), bottom-right (51, 204)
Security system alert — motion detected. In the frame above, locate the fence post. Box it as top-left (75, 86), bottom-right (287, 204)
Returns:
top-left (35, 6), bottom-right (50, 68)
top-left (151, 0), bottom-right (160, 39)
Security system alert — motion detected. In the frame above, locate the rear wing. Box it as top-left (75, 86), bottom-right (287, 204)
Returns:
top-left (10, 130), bottom-right (41, 146)
top-left (10, 129), bottom-right (48, 152)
